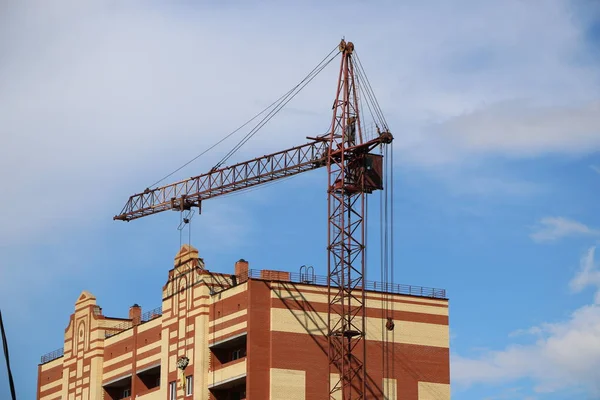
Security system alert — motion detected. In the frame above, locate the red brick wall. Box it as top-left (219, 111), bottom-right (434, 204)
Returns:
top-left (247, 280), bottom-right (272, 398)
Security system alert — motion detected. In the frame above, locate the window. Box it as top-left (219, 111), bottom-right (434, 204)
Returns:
top-left (231, 348), bottom-right (246, 361)
top-left (185, 375), bottom-right (193, 396)
top-left (169, 381), bottom-right (176, 400)
top-left (122, 388), bottom-right (130, 399)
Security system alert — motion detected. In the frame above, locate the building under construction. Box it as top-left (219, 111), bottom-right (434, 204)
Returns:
top-left (37, 245), bottom-right (449, 400)
top-left (37, 39), bottom-right (450, 399)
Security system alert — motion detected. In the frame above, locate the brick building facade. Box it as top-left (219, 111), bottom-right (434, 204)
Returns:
top-left (37, 245), bottom-right (450, 400)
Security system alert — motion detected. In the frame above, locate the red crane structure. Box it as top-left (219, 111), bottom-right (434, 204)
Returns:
top-left (115, 39), bottom-right (393, 400)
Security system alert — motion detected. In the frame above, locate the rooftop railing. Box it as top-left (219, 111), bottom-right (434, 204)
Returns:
top-left (246, 269), bottom-right (447, 299)
top-left (105, 306), bottom-right (163, 338)
top-left (141, 306), bottom-right (162, 323)
top-left (163, 266), bottom-right (447, 299)
top-left (40, 347), bottom-right (64, 364)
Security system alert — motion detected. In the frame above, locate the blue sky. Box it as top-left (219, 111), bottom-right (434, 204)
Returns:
top-left (1, 0), bottom-right (600, 399)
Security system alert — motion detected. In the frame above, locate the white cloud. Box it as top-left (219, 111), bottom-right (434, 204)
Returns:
top-left (431, 100), bottom-right (600, 160)
top-left (530, 217), bottom-right (599, 243)
top-left (452, 247), bottom-right (600, 396)
top-left (0, 0), bottom-right (598, 246)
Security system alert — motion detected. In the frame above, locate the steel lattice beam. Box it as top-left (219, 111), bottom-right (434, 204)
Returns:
top-left (114, 141), bottom-right (329, 221)
top-left (114, 135), bottom-right (387, 222)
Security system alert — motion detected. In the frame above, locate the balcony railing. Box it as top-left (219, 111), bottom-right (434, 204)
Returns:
top-left (40, 347), bottom-right (64, 364)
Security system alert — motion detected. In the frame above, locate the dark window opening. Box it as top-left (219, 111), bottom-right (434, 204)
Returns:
top-left (137, 365), bottom-right (160, 393)
top-left (103, 376), bottom-right (131, 400)
top-left (210, 334), bottom-right (247, 369)
top-left (210, 384), bottom-right (246, 400)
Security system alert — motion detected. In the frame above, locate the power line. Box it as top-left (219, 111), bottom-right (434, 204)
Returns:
top-left (0, 310), bottom-right (17, 400)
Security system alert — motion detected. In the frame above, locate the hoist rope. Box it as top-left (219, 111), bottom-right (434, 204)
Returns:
top-left (176, 209), bottom-right (195, 367)
top-left (388, 141), bottom-right (396, 388)
top-left (148, 45), bottom-right (340, 189)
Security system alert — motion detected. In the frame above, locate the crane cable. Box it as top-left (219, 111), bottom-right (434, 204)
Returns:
top-left (355, 48), bottom-right (393, 395)
top-left (213, 48), bottom-right (340, 170)
top-left (389, 140), bottom-right (396, 393)
top-left (379, 141), bottom-right (396, 398)
top-left (0, 310), bottom-right (17, 400)
top-left (354, 51), bottom-right (389, 132)
top-left (380, 142), bottom-right (391, 397)
top-left (148, 45), bottom-right (340, 189)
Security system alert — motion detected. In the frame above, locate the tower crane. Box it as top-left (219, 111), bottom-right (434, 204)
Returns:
top-left (114, 39), bottom-right (393, 400)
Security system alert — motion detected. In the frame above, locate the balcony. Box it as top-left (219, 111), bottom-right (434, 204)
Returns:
top-left (136, 365), bottom-right (160, 398)
top-left (208, 358), bottom-right (246, 390)
top-left (103, 375), bottom-right (131, 400)
top-left (136, 387), bottom-right (161, 400)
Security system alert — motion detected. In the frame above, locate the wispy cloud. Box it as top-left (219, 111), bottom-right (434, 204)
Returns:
top-left (570, 247), bottom-right (600, 299)
top-left (530, 217), bottom-right (599, 243)
top-left (452, 247), bottom-right (600, 396)
top-left (591, 165), bottom-right (600, 175)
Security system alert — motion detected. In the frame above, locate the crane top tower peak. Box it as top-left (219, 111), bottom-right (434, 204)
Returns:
top-left (339, 39), bottom-right (354, 54)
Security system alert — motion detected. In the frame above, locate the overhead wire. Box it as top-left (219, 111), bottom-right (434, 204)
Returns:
top-left (0, 310), bottom-right (17, 400)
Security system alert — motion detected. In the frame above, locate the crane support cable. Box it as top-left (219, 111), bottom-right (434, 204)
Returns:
top-left (355, 64), bottom-right (387, 133)
top-left (354, 51), bottom-right (389, 129)
top-left (354, 51), bottom-right (389, 130)
top-left (213, 48), bottom-right (340, 169)
top-left (148, 45), bottom-right (340, 190)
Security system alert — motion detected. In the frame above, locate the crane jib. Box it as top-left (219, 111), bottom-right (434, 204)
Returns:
top-left (114, 132), bottom-right (392, 222)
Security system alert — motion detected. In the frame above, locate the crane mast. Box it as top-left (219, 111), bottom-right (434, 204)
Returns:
top-left (114, 39), bottom-right (393, 400)
top-left (327, 39), bottom-right (372, 400)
